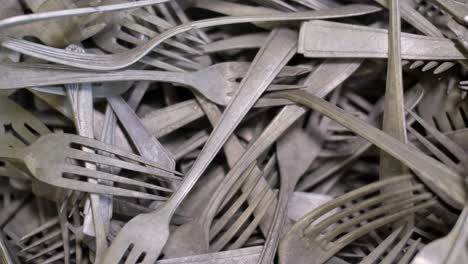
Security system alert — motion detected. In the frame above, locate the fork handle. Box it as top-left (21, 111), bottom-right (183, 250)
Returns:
top-left (0, 64), bottom-right (194, 89)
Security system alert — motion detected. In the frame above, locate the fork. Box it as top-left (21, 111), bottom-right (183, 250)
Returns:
top-left (102, 27), bottom-right (298, 264)
top-left (0, 133), bottom-right (181, 200)
top-left (0, 0), bottom-right (171, 29)
top-left (271, 89), bottom-right (466, 208)
top-left (1, 4), bottom-right (382, 70)
top-left (0, 62), bottom-right (307, 106)
top-left (278, 176), bottom-right (436, 264)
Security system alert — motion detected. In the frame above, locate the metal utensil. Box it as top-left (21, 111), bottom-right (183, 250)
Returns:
top-left (1, 5), bottom-right (381, 70)
top-left (0, 133), bottom-right (181, 199)
top-left (0, 62), bottom-right (308, 105)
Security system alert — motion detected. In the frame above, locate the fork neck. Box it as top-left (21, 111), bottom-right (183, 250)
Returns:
top-left (0, 146), bottom-right (24, 162)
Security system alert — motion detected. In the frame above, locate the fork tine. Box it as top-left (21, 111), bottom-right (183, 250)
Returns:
top-left (410, 61), bottom-right (425, 69)
top-left (421, 61), bottom-right (439, 72)
top-left (323, 200), bottom-right (436, 261)
top-left (409, 110), bottom-right (468, 163)
top-left (220, 154), bottom-right (276, 212)
top-left (319, 193), bottom-right (433, 242)
top-left (41, 248), bottom-right (76, 264)
top-left (359, 225), bottom-right (404, 264)
top-left (398, 237), bottom-right (421, 264)
top-left (12, 124), bottom-right (41, 145)
top-left (210, 185), bottom-right (272, 252)
top-left (25, 238), bottom-right (68, 262)
top-left (210, 164), bottom-right (261, 238)
top-left (227, 189), bottom-right (277, 250)
top-left (299, 176), bottom-right (412, 228)
top-left (304, 184), bottom-right (424, 235)
top-left (81, 23), bottom-right (107, 40)
top-left (379, 227), bottom-right (413, 264)
top-left (20, 218), bottom-right (60, 242)
top-left (408, 126), bottom-right (460, 169)
top-left (216, 162), bottom-right (259, 214)
top-left (67, 135), bottom-right (183, 175)
top-left (62, 164), bottom-right (174, 193)
top-left (20, 229), bottom-right (61, 252)
top-left (434, 62), bottom-right (455, 74)
top-left (124, 247), bottom-right (144, 264)
top-left (131, 9), bottom-right (174, 29)
top-left (52, 177), bottom-right (167, 200)
top-left (62, 137), bottom-right (183, 176)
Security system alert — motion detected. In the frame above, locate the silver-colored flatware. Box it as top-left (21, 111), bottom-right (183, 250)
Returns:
top-left (1, 4), bottom-right (381, 70)
top-left (0, 62), bottom-right (308, 106)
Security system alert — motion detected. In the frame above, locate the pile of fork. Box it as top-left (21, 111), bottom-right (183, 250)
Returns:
top-left (1, 0), bottom-right (468, 263)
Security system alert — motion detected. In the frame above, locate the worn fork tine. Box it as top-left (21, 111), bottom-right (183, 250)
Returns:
top-left (299, 176), bottom-right (412, 226)
top-left (41, 247), bottom-right (76, 264)
top-left (64, 136), bottom-right (183, 176)
top-left (62, 164), bottom-right (173, 193)
top-left (409, 110), bottom-right (468, 163)
top-left (54, 177), bottom-right (167, 200)
top-left (11, 124), bottom-right (40, 145)
top-left (320, 194), bottom-right (433, 243)
top-left (227, 189), bottom-right (277, 251)
top-left (379, 228), bottom-right (413, 263)
top-left (210, 185), bottom-right (272, 252)
top-left (65, 149), bottom-right (181, 180)
top-left (20, 229), bottom-right (61, 252)
top-left (304, 184), bottom-right (424, 235)
top-left (359, 225), bottom-right (405, 264)
top-left (399, 238), bottom-right (421, 263)
top-left (328, 200), bottom-right (435, 256)
top-left (25, 237), bottom-right (73, 262)
top-left (124, 247), bottom-right (144, 264)
top-left (209, 163), bottom-right (261, 238)
top-left (20, 218), bottom-right (60, 242)
top-left (408, 126), bottom-right (460, 169)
